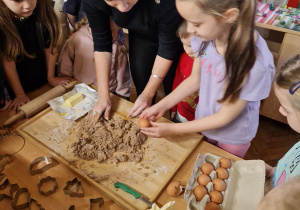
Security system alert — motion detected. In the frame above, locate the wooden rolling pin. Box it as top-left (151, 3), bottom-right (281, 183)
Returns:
top-left (4, 81), bottom-right (77, 126)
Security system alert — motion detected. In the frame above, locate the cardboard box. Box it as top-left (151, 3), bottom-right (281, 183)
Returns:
top-left (184, 153), bottom-right (265, 210)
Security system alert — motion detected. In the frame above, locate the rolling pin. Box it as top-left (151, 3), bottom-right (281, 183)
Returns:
top-left (4, 81), bottom-right (77, 126)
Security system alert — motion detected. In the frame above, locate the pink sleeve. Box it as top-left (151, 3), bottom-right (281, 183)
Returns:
top-left (114, 44), bottom-right (131, 98)
top-left (58, 38), bottom-right (75, 77)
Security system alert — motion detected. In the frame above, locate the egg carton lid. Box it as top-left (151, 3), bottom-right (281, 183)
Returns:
top-left (184, 153), bottom-right (265, 210)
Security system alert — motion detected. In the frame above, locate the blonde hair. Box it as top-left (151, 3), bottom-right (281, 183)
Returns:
top-left (275, 54), bottom-right (300, 112)
top-left (73, 16), bottom-right (89, 33)
top-left (179, 0), bottom-right (257, 103)
top-left (177, 20), bottom-right (190, 39)
top-left (0, 0), bottom-right (61, 60)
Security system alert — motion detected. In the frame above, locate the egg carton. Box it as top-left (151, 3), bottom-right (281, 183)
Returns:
top-left (184, 153), bottom-right (265, 210)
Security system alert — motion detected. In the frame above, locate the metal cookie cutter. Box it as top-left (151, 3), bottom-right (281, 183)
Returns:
top-left (63, 178), bottom-right (84, 197)
top-left (11, 187), bottom-right (31, 210)
top-left (0, 133), bottom-right (25, 155)
top-left (90, 197), bottom-right (104, 210)
top-left (69, 205), bottom-right (75, 210)
top-left (0, 154), bottom-right (13, 173)
top-left (29, 198), bottom-right (45, 210)
top-left (0, 180), bottom-right (20, 201)
top-left (29, 156), bottom-right (58, 176)
top-left (37, 176), bottom-right (58, 196)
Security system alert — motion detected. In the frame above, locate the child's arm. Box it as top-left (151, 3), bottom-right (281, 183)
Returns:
top-left (140, 57), bottom-right (202, 121)
top-left (114, 44), bottom-right (131, 99)
top-left (170, 61), bottom-right (184, 119)
top-left (2, 57), bottom-right (30, 114)
top-left (59, 40), bottom-right (75, 78)
top-left (45, 48), bottom-right (71, 87)
top-left (141, 96), bottom-right (248, 137)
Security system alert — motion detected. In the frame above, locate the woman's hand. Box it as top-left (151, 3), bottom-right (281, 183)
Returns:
top-left (88, 94), bottom-right (112, 124)
top-left (140, 102), bottom-right (166, 122)
top-left (48, 76), bottom-right (71, 87)
top-left (127, 92), bottom-right (153, 118)
top-left (140, 121), bottom-right (174, 138)
top-left (8, 95), bottom-right (30, 114)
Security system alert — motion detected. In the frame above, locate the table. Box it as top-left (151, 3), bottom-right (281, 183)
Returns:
top-left (0, 86), bottom-right (242, 209)
top-left (0, 137), bottom-right (241, 209)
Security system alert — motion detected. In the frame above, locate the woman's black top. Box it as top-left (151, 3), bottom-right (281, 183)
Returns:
top-left (82, 0), bottom-right (182, 60)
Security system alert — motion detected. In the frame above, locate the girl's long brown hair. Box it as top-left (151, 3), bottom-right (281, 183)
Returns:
top-left (0, 0), bottom-right (61, 60)
top-left (183, 0), bottom-right (256, 102)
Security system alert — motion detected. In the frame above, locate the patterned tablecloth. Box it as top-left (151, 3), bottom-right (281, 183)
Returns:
top-left (256, 2), bottom-right (300, 32)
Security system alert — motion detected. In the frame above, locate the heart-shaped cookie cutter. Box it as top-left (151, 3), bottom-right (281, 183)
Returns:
top-left (11, 187), bottom-right (31, 209)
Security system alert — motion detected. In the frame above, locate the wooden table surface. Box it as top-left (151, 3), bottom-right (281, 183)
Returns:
top-left (0, 85), bottom-right (242, 210)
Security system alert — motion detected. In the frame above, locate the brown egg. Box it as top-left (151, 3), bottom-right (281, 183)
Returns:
top-left (166, 181), bottom-right (184, 197)
top-left (201, 163), bottom-right (215, 175)
top-left (193, 185), bottom-right (208, 201)
top-left (197, 174), bottom-right (212, 186)
top-left (205, 202), bottom-right (221, 210)
top-left (219, 157), bottom-right (231, 169)
top-left (209, 191), bottom-right (223, 204)
top-left (137, 118), bottom-right (151, 128)
top-left (212, 178), bottom-right (226, 191)
top-left (216, 167), bottom-right (229, 180)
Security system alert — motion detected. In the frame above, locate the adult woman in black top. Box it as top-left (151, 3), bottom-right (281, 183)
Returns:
top-left (82, 0), bottom-right (182, 122)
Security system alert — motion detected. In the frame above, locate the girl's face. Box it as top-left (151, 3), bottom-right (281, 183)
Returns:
top-left (3, 0), bottom-right (37, 17)
top-left (275, 85), bottom-right (300, 133)
top-left (104, 0), bottom-right (138, 12)
top-left (181, 36), bottom-right (195, 58)
top-left (176, 0), bottom-right (226, 41)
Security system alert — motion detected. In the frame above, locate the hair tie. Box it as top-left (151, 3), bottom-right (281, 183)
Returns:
top-left (289, 81), bottom-right (300, 95)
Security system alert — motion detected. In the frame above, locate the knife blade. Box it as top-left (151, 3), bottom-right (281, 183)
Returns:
top-left (114, 182), bottom-right (153, 208)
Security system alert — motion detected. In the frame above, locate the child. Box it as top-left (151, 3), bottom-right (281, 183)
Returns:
top-left (140, 0), bottom-right (275, 158)
top-left (257, 54), bottom-right (300, 209)
top-left (62, 0), bottom-right (85, 28)
top-left (265, 54), bottom-right (300, 189)
top-left (0, 0), bottom-right (70, 114)
top-left (257, 175), bottom-right (300, 210)
top-left (59, 17), bottom-right (131, 99)
top-left (171, 20), bottom-right (199, 123)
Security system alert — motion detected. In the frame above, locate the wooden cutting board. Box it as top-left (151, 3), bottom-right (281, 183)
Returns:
top-left (16, 94), bottom-right (202, 210)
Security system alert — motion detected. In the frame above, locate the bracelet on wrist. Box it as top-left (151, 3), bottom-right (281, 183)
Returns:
top-left (151, 73), bottom-right (163, 80)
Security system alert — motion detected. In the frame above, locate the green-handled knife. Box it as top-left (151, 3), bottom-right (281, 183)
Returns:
top-left (114, 182), bottom-right (153, 208)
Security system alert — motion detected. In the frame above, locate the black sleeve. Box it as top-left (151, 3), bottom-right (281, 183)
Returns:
top-left (63, 0), bottom-right (82, 16)
top-left (82, 0), bottom-right (112, 52)
top-left (157, 3), bottom-right (182, 60)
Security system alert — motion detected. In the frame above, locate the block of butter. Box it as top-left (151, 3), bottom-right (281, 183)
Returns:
top-left (65, 93), bottom-right (84, 107)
